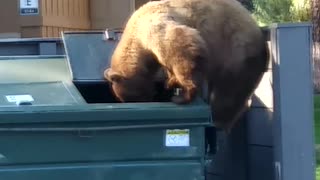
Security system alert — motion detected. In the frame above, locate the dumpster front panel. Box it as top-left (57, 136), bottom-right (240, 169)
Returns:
top-left (0, 126), bottom-right (205, 165)
top-left (0, 161), bottom-right (204, 180)
top-left (0, 96), bottom-right (210, 164)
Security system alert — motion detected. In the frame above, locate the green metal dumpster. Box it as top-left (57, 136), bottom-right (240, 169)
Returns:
top-left (0, 31), bottom-right (212, 180)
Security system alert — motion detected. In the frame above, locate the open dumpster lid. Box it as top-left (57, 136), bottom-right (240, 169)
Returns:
top-left (62, 31), bottom-right (121, 81)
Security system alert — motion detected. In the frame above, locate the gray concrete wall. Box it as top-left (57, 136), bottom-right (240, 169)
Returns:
top-left (206, 23), bottom-right (314, 180)
top-left (270, 23), bottom-right (315, 180)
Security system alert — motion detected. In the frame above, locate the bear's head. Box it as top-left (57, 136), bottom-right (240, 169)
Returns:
top-left (104, 68), bottom-right (159, 102)
top-left (104, 43), bottom-right (171, 103)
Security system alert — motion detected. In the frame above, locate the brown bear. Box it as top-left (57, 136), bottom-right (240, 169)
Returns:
top-left (104, 0), bottom-right (269, 132)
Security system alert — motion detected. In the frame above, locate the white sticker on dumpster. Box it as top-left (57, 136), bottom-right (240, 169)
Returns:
top-left (165, 129), bottom-right (190, 147)
top-left (6, 95), bottom-right (34, 103)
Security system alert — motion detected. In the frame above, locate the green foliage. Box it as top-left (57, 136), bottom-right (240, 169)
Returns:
top-left (252, 0), bottom-right (311, 25)
top-left (290, 0), bottom-right (311, 22)
top-left (238, 0), bottom-right (254, 12)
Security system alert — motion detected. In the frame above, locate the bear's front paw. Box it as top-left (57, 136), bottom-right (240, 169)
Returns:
top-left (171, 88), bottom-right (195, 104)
top-left (171, 95), bottom-right (190, 104)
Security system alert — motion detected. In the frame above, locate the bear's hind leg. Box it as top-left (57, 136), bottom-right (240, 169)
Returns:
top-left (210, 90), bottom-right (250, 133)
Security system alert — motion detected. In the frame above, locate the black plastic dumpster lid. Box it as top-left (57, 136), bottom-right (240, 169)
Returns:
top-left (62, 30), bottom-right (122, 81)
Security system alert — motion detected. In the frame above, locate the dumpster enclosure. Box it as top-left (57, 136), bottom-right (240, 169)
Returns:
top-left (0, 23), bottom-right (315, 180)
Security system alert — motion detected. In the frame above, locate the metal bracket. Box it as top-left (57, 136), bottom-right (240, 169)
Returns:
top-left (104, 28), bottom-right (123, 41)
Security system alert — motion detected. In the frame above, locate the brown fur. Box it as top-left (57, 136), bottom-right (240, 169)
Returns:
top-left (104, 0), bottom-right (269, 132)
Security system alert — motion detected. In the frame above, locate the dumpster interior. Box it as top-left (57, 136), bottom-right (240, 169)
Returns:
top-left (62, 31), bottom-right (173, 104)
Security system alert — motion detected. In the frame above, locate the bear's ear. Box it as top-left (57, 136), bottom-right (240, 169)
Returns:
top-left (104, 68), bottom-right (123, 83)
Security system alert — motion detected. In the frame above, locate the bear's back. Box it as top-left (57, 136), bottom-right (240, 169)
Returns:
top-left (140, 0), bottom-right (263, 69)
top-left (117, 0), bottom-right (265, 71)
